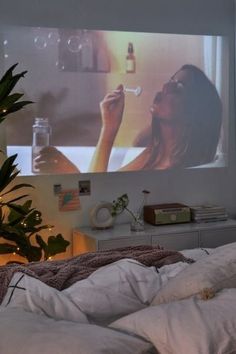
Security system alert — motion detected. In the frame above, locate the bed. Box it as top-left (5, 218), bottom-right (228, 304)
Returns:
top-left (0, 242), bottom-right (235, 354)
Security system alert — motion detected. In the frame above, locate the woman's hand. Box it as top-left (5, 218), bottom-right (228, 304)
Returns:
top-left (100, 84), bottom-right (125, 135)
top-left (33, 146), bottom-right (80, 174)
top-left (89, 84), bottom-right (125, 173)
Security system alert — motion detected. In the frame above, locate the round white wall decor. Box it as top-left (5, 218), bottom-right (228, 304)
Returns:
top-left (89, 202), bottom-right (114, 229)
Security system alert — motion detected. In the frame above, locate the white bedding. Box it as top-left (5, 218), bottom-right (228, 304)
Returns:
top-left (1, 245), bottom-right (235, 354)
top-left (62, 258), bottom-right (176, 324)
top-left (111, 288), bottom-right (236, 354)
top-left (152, 242), bottom-right (236, 305)
top-left (0, 307), bottom-right (154, 354)
top-left (1, 272), bottom-right (88, 323)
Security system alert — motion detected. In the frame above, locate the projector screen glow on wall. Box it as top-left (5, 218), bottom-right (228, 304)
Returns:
top-left (1, 26), bottom-right (229, 175)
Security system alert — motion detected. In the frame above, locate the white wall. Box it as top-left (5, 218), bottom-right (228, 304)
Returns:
top-left (0, 0), bottom-right (235, 261)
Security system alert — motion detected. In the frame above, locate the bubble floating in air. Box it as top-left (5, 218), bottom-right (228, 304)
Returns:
top-left (67, 35), bottom-right (81, 53)
top-left (34, 36), bottom-right (47, 50)
top-left (48, 31), bottom-right (61, 45)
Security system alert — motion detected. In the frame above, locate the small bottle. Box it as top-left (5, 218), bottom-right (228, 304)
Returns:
top-left (32, 117), bottom-right (51, 173)
top-left (126, 42), bottom-right (136, 73)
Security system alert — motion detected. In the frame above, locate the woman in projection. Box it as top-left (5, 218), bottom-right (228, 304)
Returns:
top-left (34, 64), bottom-right (222, 173)
top-left (89, 64), bottom-right (222, 172)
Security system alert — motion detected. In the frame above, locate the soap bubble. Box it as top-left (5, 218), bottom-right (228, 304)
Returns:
top-left (60, 62), bottom-right (65, 70)
top-left (48, 31), bottom-right (61, 45)
top-left (34, 36), bottom-right (47, 49)
top-left (67, 35), bottom-right (81, 53)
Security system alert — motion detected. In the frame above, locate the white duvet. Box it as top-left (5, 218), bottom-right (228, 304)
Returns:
top-left (111, 288), bottom-right (236, 354)
top-left (1, 245), bottom-right (235, 354)
top-left (0, 307), bottom-right (154, 354)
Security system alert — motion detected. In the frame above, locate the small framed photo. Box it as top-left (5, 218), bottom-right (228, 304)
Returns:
top-left (59, 189), bottom-right (81, 211)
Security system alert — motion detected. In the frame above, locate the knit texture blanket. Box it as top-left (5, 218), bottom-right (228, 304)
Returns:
top-left (0, 245), bottom-right (192, 304)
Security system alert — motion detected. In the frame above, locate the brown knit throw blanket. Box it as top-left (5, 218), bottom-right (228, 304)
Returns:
top-left (0, 245), bottom-right (192, 304)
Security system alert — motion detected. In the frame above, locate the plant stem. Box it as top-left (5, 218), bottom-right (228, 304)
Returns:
top-left (125, 207), bottom-right (143, 226)
top-left (125, 207), bottom-right (138, 220)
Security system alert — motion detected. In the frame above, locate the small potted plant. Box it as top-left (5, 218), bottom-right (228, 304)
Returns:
top-left (111, 190), bottom-right (150, 231)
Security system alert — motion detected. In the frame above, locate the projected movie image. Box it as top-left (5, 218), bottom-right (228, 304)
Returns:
top-left (1, 27), bottom-right (229, 175)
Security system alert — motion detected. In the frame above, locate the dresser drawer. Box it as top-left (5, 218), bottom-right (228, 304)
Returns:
top-left (200, 228), bottom-right (236, 248)
top-left (151, 231), bottom-right (199, 250)
top-left (98, 235), bottom-right (151, 251)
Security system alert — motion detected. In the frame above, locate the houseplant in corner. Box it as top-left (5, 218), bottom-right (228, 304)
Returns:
top-left (0, 64), bottom-right (70, 262)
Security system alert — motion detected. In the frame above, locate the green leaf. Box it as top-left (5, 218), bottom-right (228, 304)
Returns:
top-left (0, 93), bottom-right (24, 110)
top-left (23, 209), bottom-right (41, 226)
top-left (21, 200), bottom-right (33, 211)
top-left (0, 70), bottom-right (27, 102)
top-left (0, 243), bottom-right (17, 254)
top-left (4, 203), bottom-right (31, 216)
top-left (7, 200), bottom-right (34, 222)
top-left (46, 234), bottom-right (70, 257)
top-left (0, 155), bottom-right (18, 192)
top-left (0, 63), bottom-right (18, 84)
top-left (24, 246), bottom-right (42, 262)
top-left (7, 215), bottom-right (25, 227)
top-left (0, 101), bottom-right (33, 119)
top-left (0, 64), bottom-right (32, 124)
top-left (0, 173), bottom-right (20, 192)
top-left (1, 195), bottom-right (30, 205)
top-left (0, 223), bottom-right (22, 234)
top-left (111, 193), bottom-right (129, 216)
top-left (36, 234), bottom-right (47, 249)
top-left (1, 183), bottom-right (33, 196)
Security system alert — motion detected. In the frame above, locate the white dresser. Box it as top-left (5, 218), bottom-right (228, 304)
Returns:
top-left (72, 219), bottom-right (236, 255)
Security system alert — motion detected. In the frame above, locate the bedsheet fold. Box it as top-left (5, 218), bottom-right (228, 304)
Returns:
top-left (0, 244), bottom-right (191, 303)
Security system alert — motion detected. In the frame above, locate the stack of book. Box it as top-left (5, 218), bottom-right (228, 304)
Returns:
top-left (190, 205), bottom-right (228, 223)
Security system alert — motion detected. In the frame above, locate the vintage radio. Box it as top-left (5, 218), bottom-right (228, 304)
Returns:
top-left (143, 203), bottom-right (191, 225)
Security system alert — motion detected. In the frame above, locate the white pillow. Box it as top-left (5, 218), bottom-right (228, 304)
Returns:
top-left (63, 258), bottom-right (161, 324)
top-left (0, 307), bottom-right (154, 354)
top-left (111, 289), bottom-right (236, 354)
top-left (181, 247), bottom-right (213, 261)
top-left (152, 241), bottom-right (236, 305)
top-left (1, 272), bottom-right (88, 323)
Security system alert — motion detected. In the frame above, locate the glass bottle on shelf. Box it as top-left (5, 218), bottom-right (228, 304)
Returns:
top-left (32, 117), bottom-right (51, 173)
top-left (126, 42), bottom-right (136, 73)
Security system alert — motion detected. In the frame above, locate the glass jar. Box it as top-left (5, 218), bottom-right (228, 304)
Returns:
top-left (130, 214), bottom-right (145, 232)
top-left (32, 117), bottom-right (51, 173)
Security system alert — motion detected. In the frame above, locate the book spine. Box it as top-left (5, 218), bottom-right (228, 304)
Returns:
top-left (193, 216), bottom-right (228, 223)
top-left (192, 212), bottom-right (227, 217)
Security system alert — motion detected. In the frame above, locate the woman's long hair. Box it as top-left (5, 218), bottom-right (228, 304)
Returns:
top-left (144, 64), bottom-right (222, 169)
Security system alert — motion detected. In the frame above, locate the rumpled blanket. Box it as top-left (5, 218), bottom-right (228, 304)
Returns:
top-left (0, 244), bottom-right (192, 304)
